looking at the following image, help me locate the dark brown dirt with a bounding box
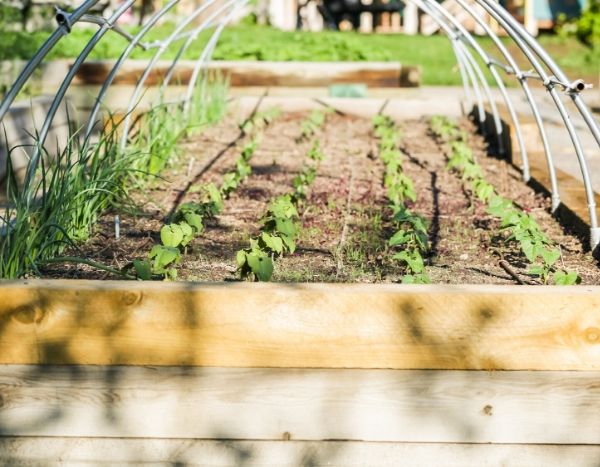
[41,111,600,284]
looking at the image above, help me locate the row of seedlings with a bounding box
[373,115,431,284]
[133,109,280,280]
[429,116,579,285]
[236,110,329,281]
[0,81,229,279]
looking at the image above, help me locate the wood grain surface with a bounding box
[0,281,599,369]
[0,365,599,444]
[2,437,600,466]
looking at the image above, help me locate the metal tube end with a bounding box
[590,227,600,251]
[551,194,561,213]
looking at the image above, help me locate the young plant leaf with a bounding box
[553,269,580,285]
[161,224,184,248]
[133,259,152,280]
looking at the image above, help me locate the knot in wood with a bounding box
[585,327,600,344]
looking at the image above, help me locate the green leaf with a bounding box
[161,224,184,248]
[247,251,274,281]
[402,273,431,284]
[236,159,252,179]
[389,229,410,246]
[236,249,247,267]
[392,250,425,273]
[261,232,284,254]
[165,268,178,281]
[133,259,152,280]
[487,195,513,217]
[475,180,494,202]
[275,218,297,237]
[553,269,580,285]
[178,222,194,246]
[206,183,224,214]
[149,245,181,272]
[281,234,297,254]
[221,172,239,195]
[184,212,204,235]
[520,239,542,263]
[540,247,561,267]
[527,265,545,277]
[269,195,298,219]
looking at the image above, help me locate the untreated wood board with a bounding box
[1,366,600,443]
[0,281,600,369]
[2,438,600,466]
[73,60,420,88]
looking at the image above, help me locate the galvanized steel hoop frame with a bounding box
[0,0,599,248]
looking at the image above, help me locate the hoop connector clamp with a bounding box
[565,79,593,94]
[547,75,593,94]
[55,7,73,32]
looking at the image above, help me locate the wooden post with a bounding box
[360,12,374,33]
[269,0,296,31]
[473,3,486,35]
[403,2,419,35]
[524,0,538,36]
[391,12,401,32]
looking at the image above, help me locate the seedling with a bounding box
[236,134,326,282]
[374,115,431,284]
[240,107,281,135]
[237,194,300,281]
[236,239,274,282]
[220,137,260,197]
[300,109,329,139]
[435,115,580,285]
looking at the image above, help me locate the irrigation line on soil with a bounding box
[165,92,268,219]
[335,150,357,279]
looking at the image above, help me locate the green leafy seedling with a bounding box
[553,269,581,285]
[133,259,153,280]
[237,240,274,281]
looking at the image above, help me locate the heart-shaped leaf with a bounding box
[161,224,184,248]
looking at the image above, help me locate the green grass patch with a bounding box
[2,23,597,86]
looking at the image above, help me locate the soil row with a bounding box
[41,110,600,284]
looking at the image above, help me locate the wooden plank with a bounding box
[2,438,600,466]
[1,366,600,443]
[0,281,600,369]
[73,60,420,88]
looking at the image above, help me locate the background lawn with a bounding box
[0,24,598,86]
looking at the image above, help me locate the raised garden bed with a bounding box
[3,95,600,465]
[38,105,600,285]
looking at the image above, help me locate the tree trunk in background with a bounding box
[257,0,270,24]
[138,0,153,26]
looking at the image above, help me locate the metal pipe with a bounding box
[476,0,600,248]
[23,0,136,201]
[118,0,230,150]
[454,0,559,203]
[79,14,150,49]
[410,0,487,131]
[182,0,248,117]
[420,0,506,155]
[159,0,240,91]
[0,0,101,122]
[84,0,181,140]
[481,0,600,148]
